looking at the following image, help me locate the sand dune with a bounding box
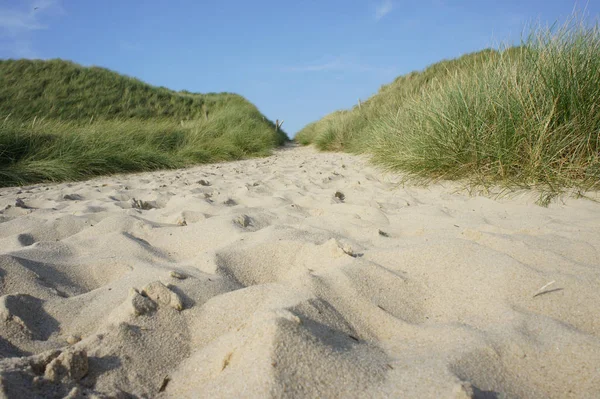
[0,145,599,398]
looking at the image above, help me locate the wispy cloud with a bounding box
[0,0,64,58]
[0,9,45,36]
[118,40,142,52]
[282,56,396,75]
[283,57,345,72]
[375,0,394,21]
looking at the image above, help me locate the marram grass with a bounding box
[0,59,288,187]
[296,17,600,195]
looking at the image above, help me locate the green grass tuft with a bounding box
[0,59,288,187]
[296,17,600,194]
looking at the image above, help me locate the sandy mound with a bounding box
[0,145,599,398]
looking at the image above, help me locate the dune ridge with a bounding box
[0,145,599,398]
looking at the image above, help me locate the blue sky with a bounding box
[0,0,597,135]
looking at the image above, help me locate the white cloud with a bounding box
[0,0,63,58]
[282,56,396,75]
[284,57,344,72]
[0,9,45,36]
[119,40,141,52]
[375,0,394,21]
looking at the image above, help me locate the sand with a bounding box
[0,144,599,398]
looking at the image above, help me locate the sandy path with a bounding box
[0,145,599,398]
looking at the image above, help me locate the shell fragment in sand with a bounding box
[341,243,355,257]
[533,280,557,298]
[66,335,81,345]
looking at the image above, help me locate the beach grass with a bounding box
[296,17,600,194]
[0,59,288,187]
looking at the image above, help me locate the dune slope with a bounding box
[0,59,288,187]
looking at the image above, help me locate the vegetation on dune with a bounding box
[296,49,500,152]
[296,18,600,195]
[0,59,288,187]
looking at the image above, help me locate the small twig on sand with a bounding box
[158,376,170,392]
[533,280,556,298]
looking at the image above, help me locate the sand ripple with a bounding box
[1,145,599,398]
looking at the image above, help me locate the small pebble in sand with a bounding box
[143,281,184,311]
[234,214,252,228]
[177,219,187,226]
[44,349,88,382]
[454,382,475,398]
[334,191,345,202]
[64,387,83,398]
[15,198,29,208]
[143,282,172,305]
[66,335,81,345]
[198,179,211,186]
[170,293,184,311]
[223,198,237,206]
[130,288,157,316]
[170,271,188,280]
[63,194,83,201]
[378,230,390,237]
